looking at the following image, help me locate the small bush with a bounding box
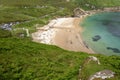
[0,29,12,38]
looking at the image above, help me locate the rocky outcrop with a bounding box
[73,7,120,17]
[0,23,13,30]
[78,56,101,80]
[88,70,115,80]
[88,56,101,65]
[0,22,19,30]
[78,56,115,80]
[73,8,88,17]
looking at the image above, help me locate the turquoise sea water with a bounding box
[81,12,120,56]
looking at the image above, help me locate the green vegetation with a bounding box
[0,38,88,80]
[79,55,120,79]
[76,0,120,10]
[0,0,74,34]
[0,38,120,80]
[0,0,120,80]
[79,59,105,79]
[0,0,75,23]
[0,29,12,38]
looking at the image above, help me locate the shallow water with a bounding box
[81,12,120,56]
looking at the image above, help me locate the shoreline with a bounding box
[32,15,95,54]
[53,17,94,53]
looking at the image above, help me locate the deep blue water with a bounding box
[81,12,120,56]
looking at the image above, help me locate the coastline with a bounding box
[53,17,94,53]
[32,15,95,54]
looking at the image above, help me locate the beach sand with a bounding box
[32,16,94,54]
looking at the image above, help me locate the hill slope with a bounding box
[0,0,120,80]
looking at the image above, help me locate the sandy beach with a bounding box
[32,16,94,54]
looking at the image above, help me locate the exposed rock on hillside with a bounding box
[78,56,115,80]
[73,8,87,17]
[88,56,100,65]
[73,7,120,18]
[89,70,115,80]
[0,22,19,30]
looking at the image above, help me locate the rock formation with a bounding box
[73,6,120,18]
[88,56,101,65]
[73,8,87,17]
[89,70,115,80]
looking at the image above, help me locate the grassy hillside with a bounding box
[0,37,120,80]
[0,37,88,80]
[76,0,120,10]
[0,0,120,80]
[0,0,76,34]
